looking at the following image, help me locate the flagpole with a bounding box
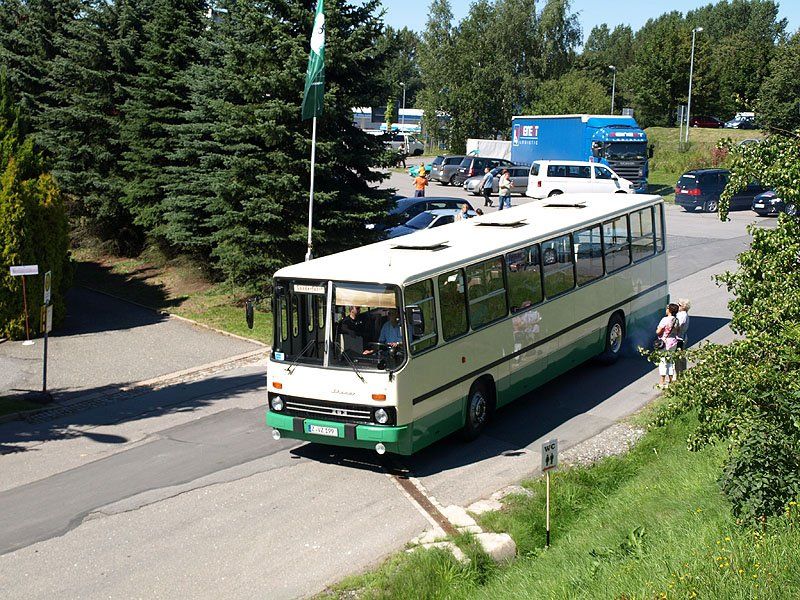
[305,116,317,262]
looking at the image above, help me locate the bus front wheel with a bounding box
[597,313,625,365]
[462,381,491,441]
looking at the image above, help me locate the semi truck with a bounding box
[510,114,652,192]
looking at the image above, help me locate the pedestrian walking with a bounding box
[498,169,513,210]
[656,302,680,387]
[413,168,428,198]
[675,298,691,378]
[480,167,494,207]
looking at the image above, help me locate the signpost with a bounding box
[9,265,39,345]
[42,271,52,393]
[541,438,559,547]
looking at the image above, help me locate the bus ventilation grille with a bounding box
[542,201,587,208]
[475,220,527,228]
[391,242,449,251]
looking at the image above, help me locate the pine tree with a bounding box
[120,0,206,234]
[166,0,393,287]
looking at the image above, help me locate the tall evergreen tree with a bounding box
[166,0,393,286]
[120,0,206,234]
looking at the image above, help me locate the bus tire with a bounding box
[461,381,491,442]
[597,312,625,365]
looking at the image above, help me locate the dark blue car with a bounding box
[675,169,766,213]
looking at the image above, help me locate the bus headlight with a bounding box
[270,395,284,411]
[374,408,389,424]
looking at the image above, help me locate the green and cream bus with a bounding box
[264,193,667,455]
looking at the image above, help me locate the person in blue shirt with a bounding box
[378,310,403,346]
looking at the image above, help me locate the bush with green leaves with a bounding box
[0,74,70,339]
[652,132,800,521]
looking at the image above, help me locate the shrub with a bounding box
[0,76,70,339]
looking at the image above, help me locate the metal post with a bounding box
[42,326,48,392]
[685,27,703,143]
[400,83,406,130]
[305,116,318,262]
[546,470,551,547]
[21,275,32,345]
[609,65,617,115]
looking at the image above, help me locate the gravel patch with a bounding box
[560,423,646,467]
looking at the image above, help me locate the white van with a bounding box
[389,133,424,156]
[526,160,635,199]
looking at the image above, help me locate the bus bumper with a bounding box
[266,411,412,454]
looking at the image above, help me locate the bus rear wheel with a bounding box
[597,313,625,365]
[462,381,491,441]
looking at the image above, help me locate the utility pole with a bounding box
[609,65,617,115]
[685,27,703,144]
[400,82,406,131]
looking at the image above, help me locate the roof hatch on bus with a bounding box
[475,219,528,228]
[391,242,449,251]
[543,200,587,208]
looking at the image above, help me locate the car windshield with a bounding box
[405,212,437,230]
[605,142,647,160]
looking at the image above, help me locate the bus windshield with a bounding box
[273,279,406,371]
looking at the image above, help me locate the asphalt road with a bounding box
[0,204,776,599]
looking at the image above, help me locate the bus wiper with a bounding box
[286,339,318,374]
[331,341,366,383]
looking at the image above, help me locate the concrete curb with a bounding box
[0,347,268,426]
[78,284,268,347]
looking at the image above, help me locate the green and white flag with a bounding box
[301,0,325,120]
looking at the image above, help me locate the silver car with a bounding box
[429,155,466,185]
[463,166,528,196]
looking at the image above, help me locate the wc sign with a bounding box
[512,124,539,146]
[541,439,559,471]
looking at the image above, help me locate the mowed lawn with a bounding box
[322,410,800,599]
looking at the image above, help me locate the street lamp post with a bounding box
[400,82,406,131]
[685,27,703,143]
[609,65,617,114]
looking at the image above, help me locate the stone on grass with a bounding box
[467,499,503,515]
[442,505,478,529]
[476,532,516,563]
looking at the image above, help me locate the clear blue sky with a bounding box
[379,0,800,43]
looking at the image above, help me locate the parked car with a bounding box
[385,208,477,239]
[674,169,766,213]
[752,190,798,217]
[429,155,466,185]
[463,166,529,196]
[452,156,515,187]
[366,196,474,232]
[724,116,756,130]
[526,160,635,199]
[689,115,723,128]
[409,155,442,177]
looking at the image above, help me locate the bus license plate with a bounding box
[306,423,339,437]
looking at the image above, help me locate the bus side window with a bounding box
[603,215,632,272]
[437,269,469,341]
[630,207,655,262]
[466,257,507,329]
[506,245,543,312]
[654,204,665,251]
[542,234,575,297]
[405,279,438,354]
[574,225,604,285]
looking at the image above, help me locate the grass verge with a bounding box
[72,245,272,344]
[320,409,800,599]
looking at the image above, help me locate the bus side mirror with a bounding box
[245,299,255,330]
[406,305,424,337]
[648,144,654,159]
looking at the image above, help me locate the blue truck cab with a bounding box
[510,114,651,193]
